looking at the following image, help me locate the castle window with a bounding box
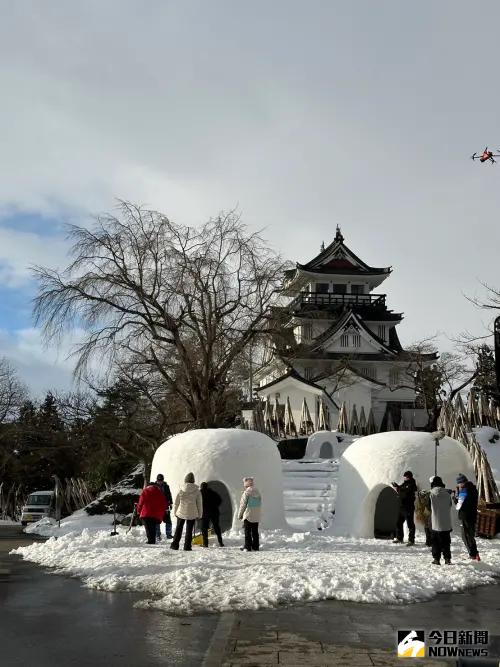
[378,325,386,341]
[390,368,400,386]
[351,284,364,295]
[302,323,313,340]
[352,333,361,348]
[362,366,377,380]
[340,333,349,348]
[332,284,346,294]
[316,283,329,293]
[304,367,313,380]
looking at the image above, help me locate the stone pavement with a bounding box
[215,584,500,666]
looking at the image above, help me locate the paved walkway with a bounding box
[214,584,500,666]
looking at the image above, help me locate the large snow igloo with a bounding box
[333,431,475,539]
[151,429,287,531]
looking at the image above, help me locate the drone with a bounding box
[471,147,500,164]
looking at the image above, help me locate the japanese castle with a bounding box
[250,227,437,435]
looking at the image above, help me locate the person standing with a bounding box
[429,476,453,565]
[200,482,224,547]
[238,477,262,552]
[155,474,173,541]
[392,471,417,545]
[170,472,202,551]
[454,473,480,561]
[137,482,168,545]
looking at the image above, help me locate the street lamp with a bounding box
[431,430,445,477]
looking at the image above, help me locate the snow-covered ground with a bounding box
[0,519,20,525]
[11,525,500,615]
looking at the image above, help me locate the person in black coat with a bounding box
[392,470,417,545]
[200,482,224,547]
[155,474,173,540]
[454,473,480,561]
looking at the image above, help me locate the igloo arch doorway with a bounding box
[373,484,401,539]
[207,481,233,532]
[319,441,334,459]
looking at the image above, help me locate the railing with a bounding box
[290,292,386,309]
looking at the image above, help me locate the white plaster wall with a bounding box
[151,429,287,530]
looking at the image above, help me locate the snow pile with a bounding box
[334,431,475,538]
[25,509,118,537]
[151,429,286,530]
[12,528,500,615]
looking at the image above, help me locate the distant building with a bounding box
[250,227,437,434]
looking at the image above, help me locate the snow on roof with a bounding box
[28,490,54,496]
[151,429,287,530]
[333,431,475,538]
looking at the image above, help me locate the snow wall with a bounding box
[333,431,475,538]
[151,429,287,530]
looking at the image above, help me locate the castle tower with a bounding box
[254,228,437,433]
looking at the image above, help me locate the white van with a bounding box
[20,490,56,526]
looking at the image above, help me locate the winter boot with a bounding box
[406,541,415,547]
[431,559,440,565]
[444,559,452,565]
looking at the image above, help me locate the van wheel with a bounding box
[21,522,27,527]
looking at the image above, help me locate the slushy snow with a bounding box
[12,526,500,615]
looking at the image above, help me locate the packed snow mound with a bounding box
[334,431,475,538]
[24,509,118,537]
[305,431,357,459]
[12,527,500,615]
[151,429,287,530]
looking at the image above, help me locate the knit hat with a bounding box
[184,472,195,483]
[243,476,254,487]
[429,476,436,484]
[431,476,444,488]
[403,471,413,478]
[456,473,468,484]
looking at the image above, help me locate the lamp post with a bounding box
[431,430,445,477]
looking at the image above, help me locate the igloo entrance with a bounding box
[208,481,233,532]
[373,486,400,539]
[319,441,334,459]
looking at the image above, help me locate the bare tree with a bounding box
[33,202,288,428]
[0,357,26,425]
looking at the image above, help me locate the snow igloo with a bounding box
[151,429,287,531]
[305,430,356,460]
[333,431,475,539]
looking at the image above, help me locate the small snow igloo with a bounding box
[333,431,475,539]
[305,430,355,460]
[151,429,287,531]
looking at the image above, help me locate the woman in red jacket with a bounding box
[137,482,168,544]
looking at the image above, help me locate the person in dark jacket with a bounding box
[392,470,417,545]
[200,482,224,547]
[137,482,168,544]
[454,473,480,561]
[155,474,173,541]
[429,476,453,565]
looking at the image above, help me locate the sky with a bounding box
[1,1,500,395]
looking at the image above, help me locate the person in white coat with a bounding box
[238,477,262,551]
[170,472,203,551]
